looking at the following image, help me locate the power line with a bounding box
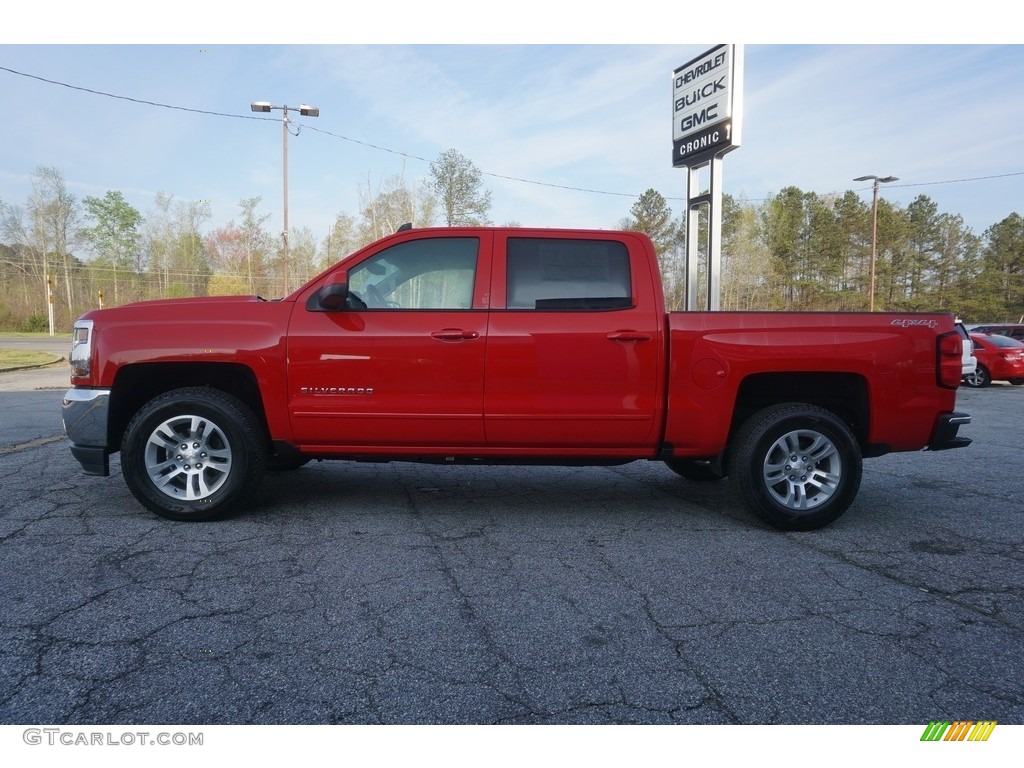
[3,64,1023,205]
[302,124,430,164]
[0,65,271,122]
[886,171,1024,188]
[3,62,643,199]
[304,125,638,198]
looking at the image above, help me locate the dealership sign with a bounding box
[672,44,743,166]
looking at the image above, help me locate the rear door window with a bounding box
[505,238,632,310]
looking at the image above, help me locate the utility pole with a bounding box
[250,101,320,294]
[853,174,899,311]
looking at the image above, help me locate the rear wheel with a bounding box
[121,387,267,521]
[728,403,862,531]
[1009,378,1024,386]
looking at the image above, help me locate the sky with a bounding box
[2,7,1022,258]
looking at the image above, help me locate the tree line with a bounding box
[2,153,1022,332]
[0,149,492,332]
[622,187,1024,320]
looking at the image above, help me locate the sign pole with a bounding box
[683,154,725,311]
[685,165,701,311]
[672,44,743,311]
[707,153,724,310]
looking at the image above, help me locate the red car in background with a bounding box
[965,333,1024,387]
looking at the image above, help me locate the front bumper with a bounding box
[62,388,112,476]
[927,411,972,451]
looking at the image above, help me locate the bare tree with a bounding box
[322,211,359,270]
[358,174,437,242]
[144,192,175,298]
[238,197,271,294]
[24,167,82,328]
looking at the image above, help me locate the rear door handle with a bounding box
[607,331,652,342]
[431,329,480,342]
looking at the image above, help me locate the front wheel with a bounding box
[1009,378,1024,386]
[121,387,267,521]
[728,403,862,531]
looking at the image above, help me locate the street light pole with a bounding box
[282,106,289,293]
[251,101,320,294]
[853,174,898,311]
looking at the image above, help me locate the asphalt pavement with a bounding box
[0,357,1021,725]
[0,336,69,354]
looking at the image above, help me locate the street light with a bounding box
[853,174,899,312]
[250,100,320,294]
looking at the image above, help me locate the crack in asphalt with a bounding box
[789,532,1024,632]
[395,480,544,723]
[0,433,65,455]
[1,437,1022,724]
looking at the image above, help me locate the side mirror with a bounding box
[307,274,350,312]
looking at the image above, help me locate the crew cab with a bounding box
[63,226,971,530]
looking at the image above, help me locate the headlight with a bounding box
[70,319,94,378]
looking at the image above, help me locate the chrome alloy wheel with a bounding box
[962,366,989,388]
[761,428,842,512]
[144,414,233,500]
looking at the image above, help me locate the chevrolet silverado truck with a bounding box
[62,226,971,530]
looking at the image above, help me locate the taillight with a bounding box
[937,331,962,389]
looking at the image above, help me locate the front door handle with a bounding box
[607,331,653,342]
[431,329,480,342]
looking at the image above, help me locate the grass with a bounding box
[0,349,64,371]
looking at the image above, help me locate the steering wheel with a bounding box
[365,283,386,309]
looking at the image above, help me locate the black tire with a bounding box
[963,365,991,388]
[664,457,726,482]
[1009,378,1024,386]
[120,387,267,521]
[727,403,862,531]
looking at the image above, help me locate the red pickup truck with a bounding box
[62,226,971,530]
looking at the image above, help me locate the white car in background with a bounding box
[956,321,977,378]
